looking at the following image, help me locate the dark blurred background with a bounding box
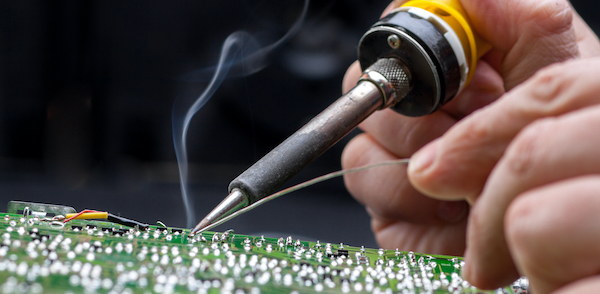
[0,1,598,248]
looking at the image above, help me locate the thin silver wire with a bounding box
[194,158,410,234]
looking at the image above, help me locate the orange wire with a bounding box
[63,210,102,223]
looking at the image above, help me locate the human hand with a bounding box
[342,0,600,292]
[409,56,600,293]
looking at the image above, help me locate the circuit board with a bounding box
[0,201,529,293]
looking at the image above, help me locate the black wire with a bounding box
[107,213,149,230]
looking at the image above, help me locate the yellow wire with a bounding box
[65,212,109,220]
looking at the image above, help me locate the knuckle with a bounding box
[503,118,555,176]
[454,110,492,145]
[504,196,538,261]
[519,58,600,117]
[524,0,573,36]
[524,60,579,105]
[504,193,555,270]
[526,63,566,103]
[513,0,578,73]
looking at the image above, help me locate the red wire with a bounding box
[63,210,101,223]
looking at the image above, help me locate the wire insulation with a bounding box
[64,210,149,230]
[64,210,102,223]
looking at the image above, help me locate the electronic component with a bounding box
[0,201,528,293]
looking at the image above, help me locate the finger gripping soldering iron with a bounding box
[193,0,491,233]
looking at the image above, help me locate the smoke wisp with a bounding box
[173,0,310,228]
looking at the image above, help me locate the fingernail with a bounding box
[409,141,437,173]
[437,201,468,223]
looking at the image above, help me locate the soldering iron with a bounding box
[192,0,491,233]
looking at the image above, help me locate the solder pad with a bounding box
[0,210,529,293]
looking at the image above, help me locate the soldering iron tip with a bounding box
[191,218,211,234]
[190,189,249,234]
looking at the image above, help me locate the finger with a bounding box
[358,63,502,160]
[381,0,402,18]
[505,176,600,294]
[409,57,600,201]
[358,109,455,158]
[554,276,600,294]
[346,59,501,161]
[343,133,469,256]
[462,0,579,90]
[371,216,467,256]
[341,133,468,225]
[440,59,504,119]
[463,104,600,289]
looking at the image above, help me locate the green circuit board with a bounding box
[0,201,529,293]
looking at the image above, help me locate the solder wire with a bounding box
[195,158,410,233]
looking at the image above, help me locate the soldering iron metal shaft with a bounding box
[192,58,410,233]
[193,1,487,233]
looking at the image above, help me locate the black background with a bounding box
[0,0,598,248]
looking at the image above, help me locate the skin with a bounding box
[341,0,600,293]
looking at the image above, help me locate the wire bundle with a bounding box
[63,210,149,230]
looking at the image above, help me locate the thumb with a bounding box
[462,0,578,90]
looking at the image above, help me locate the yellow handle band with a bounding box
[400,0,491,84]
